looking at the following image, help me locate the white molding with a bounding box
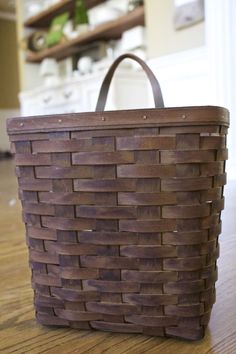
[147,46,209,107]
[148,46,208,79]
[205,0,236,180]
[0,11,16,21]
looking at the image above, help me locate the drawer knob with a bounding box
[64,91,73,99]
[43,96,52,104]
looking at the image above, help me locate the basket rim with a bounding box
[7,105,229,135]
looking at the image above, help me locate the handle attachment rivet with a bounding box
[143,115,147,120]
[20,122,24,127]
[101,117,105,121]
[182,114,186,119]
[58,119,62,123]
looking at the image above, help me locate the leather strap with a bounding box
[95,53,165,112]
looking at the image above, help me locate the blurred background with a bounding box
[0,0,235,178]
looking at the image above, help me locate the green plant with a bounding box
[46,12,69,47]
[74,0,89,26]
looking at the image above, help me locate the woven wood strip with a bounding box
[72,151,134,165]
[8,107,229,341]
[35,166,94,179]
[15,153,52,166]
[116,136,176,150]
[32,138,115,153]
[19,179,53,191]
[27,226,57,240]
[74,179,137,192]
[117,165,175,178]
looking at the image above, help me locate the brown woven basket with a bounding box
[7,54,229,341]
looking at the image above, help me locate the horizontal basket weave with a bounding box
[7,55,229,341]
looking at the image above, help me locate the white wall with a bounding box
[145,0,205,58]
[148,47,209,107]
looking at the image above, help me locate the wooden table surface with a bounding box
[0,160,235,354]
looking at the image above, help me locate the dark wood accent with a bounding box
[25,6,145,63]
[24,0,106,28]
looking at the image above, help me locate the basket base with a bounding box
[36,312,206,341]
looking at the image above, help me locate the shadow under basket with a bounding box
[7,54,229,341]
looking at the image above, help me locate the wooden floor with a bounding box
[0,160,236,354]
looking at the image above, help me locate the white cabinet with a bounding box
[19,68,151,116]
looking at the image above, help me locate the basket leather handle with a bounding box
[95,53,165,112]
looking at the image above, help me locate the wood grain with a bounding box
[0,160,236,353]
